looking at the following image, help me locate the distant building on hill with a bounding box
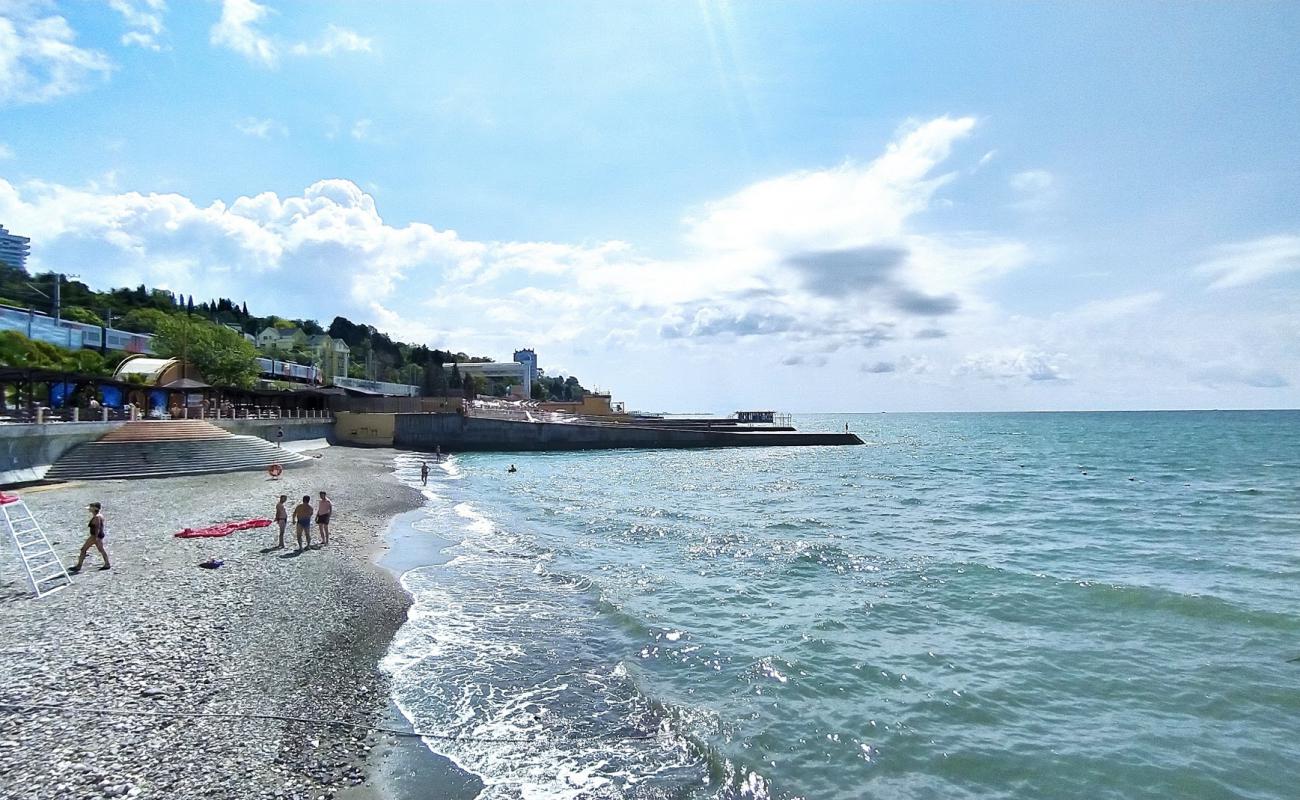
[0,225,31,271]
[445,348,539,398]
[306,334,350,380]
[256,326,307,351]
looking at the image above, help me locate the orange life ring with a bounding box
[268,464,283,478]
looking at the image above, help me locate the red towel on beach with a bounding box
[174,519,273,538]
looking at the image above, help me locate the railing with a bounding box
[0,406,333,424]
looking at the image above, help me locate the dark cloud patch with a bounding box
[781,354,827,367]
[893,290,960,316]
[785,245,908,297]
[861,361,896,373]
[659,306,797,339]
[914,327,948,339]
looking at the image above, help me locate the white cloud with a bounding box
[211,0,371,67]
[0,142,12,159]
[955,348,1067,382]
[0,5,113,105]
[107,0,166,50]
[289,23,371,57]
[210,0,276,66]
[350,118,372,141]
[1193,234,1300,290]
[235,116,287,139]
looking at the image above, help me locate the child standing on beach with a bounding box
[274,495,288,548]
[293,495,313,551]
[316,491,333,545]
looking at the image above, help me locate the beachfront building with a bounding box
[0,225,31,271]
[539,391,627,418]
[445,349,538,398]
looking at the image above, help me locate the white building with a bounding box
[0,225,31,271]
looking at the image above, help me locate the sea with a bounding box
[380,411,1300,800]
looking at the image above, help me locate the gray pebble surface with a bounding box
[0,447,422,800]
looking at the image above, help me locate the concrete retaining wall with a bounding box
[212,418,336,444]
[0,421,124,486]
[394,413,860,451]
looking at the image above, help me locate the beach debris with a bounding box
[198,559,224,570]
[175,519,273,539]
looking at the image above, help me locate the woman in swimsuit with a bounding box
[70,502,110,572]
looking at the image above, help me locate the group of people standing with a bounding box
[272,491,333,552]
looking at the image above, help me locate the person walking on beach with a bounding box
[70,502,110,573]
[293,495,313,550]
[316,491,333,545]
[273,494,288,549]
[275,426,284,448]
[420,462,429,485]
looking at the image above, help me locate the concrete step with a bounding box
[99,420,234,442]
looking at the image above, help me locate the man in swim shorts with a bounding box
[316,491,333,545]
[420,462,429,485]
[293,495,313,551]
[70,502,110,572]
[274,494,288,548]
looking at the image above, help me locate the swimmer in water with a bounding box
[508,464,517,473]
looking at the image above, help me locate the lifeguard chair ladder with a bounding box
[1,493,73,598]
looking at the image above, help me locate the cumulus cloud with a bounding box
[956,348,1066,382]
[0,4,113,105]
[235,116,287,138]
[1191,364,1288,389]
[914,327,947,339]
[1193,235,1300,290]
[781,354,828,368]
[211,0,371,67]
[210,0,277,66]
[108,0,166,50]
[861,361,895,373]
[290,23,372,57]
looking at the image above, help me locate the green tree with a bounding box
[462,372,480,398]
[153,315,258,388]
[61,306,104,326]
[117,308,174,334]
[448,362,462,388]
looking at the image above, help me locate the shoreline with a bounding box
[0,446,434,799]
[361,504,484,800]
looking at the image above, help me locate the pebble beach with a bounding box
[0,446,428,800]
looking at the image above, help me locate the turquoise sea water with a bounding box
[382,411,1300,799]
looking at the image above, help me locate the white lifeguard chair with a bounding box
[1,493,73,598]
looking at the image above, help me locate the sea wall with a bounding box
[334,412,396,447]
[393,413,861,451]
[212,418,336,444]
[0,421,123,486]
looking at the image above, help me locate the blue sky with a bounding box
[1,0,1297,411]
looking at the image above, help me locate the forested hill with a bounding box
[0,263,587,398]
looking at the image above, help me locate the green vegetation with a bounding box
[0,261,591,396]
[0,331,106,374]
[152,315,259,389]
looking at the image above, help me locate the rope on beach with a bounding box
[0,701,657,744]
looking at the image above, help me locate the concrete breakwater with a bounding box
[387,412,862,451]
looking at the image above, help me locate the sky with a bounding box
[1,0,1297,413]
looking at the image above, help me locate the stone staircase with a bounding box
[45,421,312,481]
